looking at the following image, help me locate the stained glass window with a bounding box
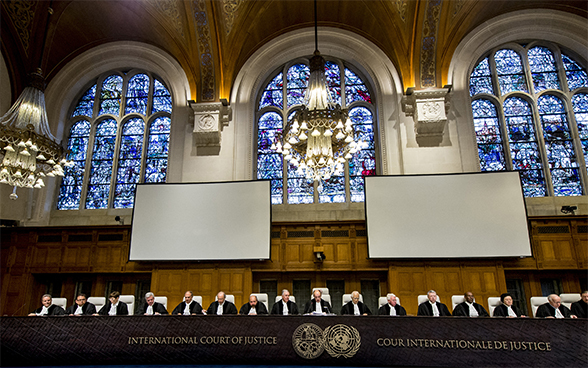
[72,85,96,117]
[125,74,150,115]
[470,43,587,197]
[99,75,123,115]
[58,71,172,210]
[257,58,376,205]
[57,120,90,210]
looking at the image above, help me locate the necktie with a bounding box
[390,305,396,316]
[431,302,439,316]
[146,305,153,315]
[248,306,257,315]
[38,306,49,316]
[353,303,360,315]
[217,302,223,315]
[554,307,564,318]
[183,302,191,315]
[75,305,83,315]
[467,303,479,317]
[315,300,322,313]
[282,301,288,315]
[507,306,517,317]
[109,303,117,316]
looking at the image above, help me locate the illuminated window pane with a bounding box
[145,116,171,184]
[86,119,117,209]
[563,54,588,91]
[72,85,96,117]
[152,79,172,113]
[572,93,588,165]
[125,74,150,115]
[57,120,91,210]
[472,99,506,171]
[528,47,560,92]
[114,118,145,208]
[99,75,123,115]
[287,64,310,108]
[470,58,493,96]
[495,49,528,95]
[345,68,371,104]
[325,61,342,105]
[260,73,284,109]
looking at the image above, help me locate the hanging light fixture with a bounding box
[271,0,364,182]
[0,2,71,200]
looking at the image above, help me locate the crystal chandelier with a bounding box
[270,1,365,182]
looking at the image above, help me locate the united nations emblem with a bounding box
[292,323,360,359]
[323,324,361,358]
[292,323,325,359]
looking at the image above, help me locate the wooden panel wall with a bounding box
[1,217,585,316]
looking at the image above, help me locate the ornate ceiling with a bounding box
[2,0,586,102]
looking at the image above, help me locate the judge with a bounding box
[171,291,203,315]
[65,293,96,316]
[340,291,371,315]
[378,293,407,316]
[417,290,451,316]
[452,292,489,317]
[239,295,268,315]
[303,289,333,314]
[492,293,526,317]
[139,292,168,315]
[29,294,65,316]
[97,291,129,316]
[535,294,577,318]
[570,291,587,318]
[207,291,238,315]
[271,289,299,315]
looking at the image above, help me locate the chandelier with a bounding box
[270,1,365,182]
[0,2,70,200]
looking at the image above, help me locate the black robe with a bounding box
[452,302,489,317]
[206,301,238,315]
[270,300,299,315]
[535,303,574,318]
[417,301,451,316]
[171,301,203,315]
[32,304,65,316]
[303,299,333,314]
[139,301,169,315]
[98,301,129,316]
[492,304,524,317]
[340,301,372,315]
[378,303,407,316]
[239,302,269,315]
[571,299,587,318]
[65,302,96,316]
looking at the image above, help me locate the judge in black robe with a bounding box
[417,291,451,316]
[535,295,576,318]
[65,294,96,316]
[452,292,489,317]
[570,292,587,318]
[29,294,65,316]
[271,289,298,315]
[378,294,407,316]
[340,292,371,315]
[206,291,238,315]
[172,291,203,315]
[97,292,129,316]
[303,290,333,314]
[139,301,168,315]
[239,295,268,315]
[492,293,525,317]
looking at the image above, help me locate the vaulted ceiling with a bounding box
[2,0,586,102]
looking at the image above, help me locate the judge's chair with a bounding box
[487,297,502,316]
[275,295,296,303]
[417,295,441,305]
[379,294,401,308]
[451,295,476,310]
[215,294,235,304]
[154,296,167,310]
[530,296,548,317]
[250,293,269,310]
[559,293,581,309]
[88,297,106,312]
[311,287,329,296]
[193,296,203,306]
[52,298,67,310]
[119,295,135,315]
[342,293,363,305]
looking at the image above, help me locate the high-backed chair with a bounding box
[530,296,548,317]
[250,293,269,310]
[275,295,296,303]
[88,297,106,312]
[559,293,581,309]
[487,297,502,316]
[215,294,235,304]
[193,296,203,306]
[379,294,401,307]
[342,293,363,305]
[52,298,67,310]
[311,287,329,297]
[418,295,441,305]
[452,295,475,310]
[119,295,135,315]
[154,296,168,310]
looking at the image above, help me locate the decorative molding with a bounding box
[192,0,215,101]
[420,0,442,88]
[3,0,35,54]
[222,0,243,35]
[394,0,408,22]
[452,0,465,18]
[145,0,185,40]
[189,101,232,152]
[402,86,451,147]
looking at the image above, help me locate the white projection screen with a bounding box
[129,181,271,261]
[365,172,532,258]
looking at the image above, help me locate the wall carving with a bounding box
[394,0,408,22]
[2,0,35,54]
[192,0,215,101]
[145,0,185,40]
[452,0,465,18]
[222,0,243,35]
[420,0,442,88]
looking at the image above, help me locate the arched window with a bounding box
[256,59,376,205]
[470,43,588,197]
[57,71,172,210]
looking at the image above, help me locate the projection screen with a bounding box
[129,181,271,261]
[365,172,532,258]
